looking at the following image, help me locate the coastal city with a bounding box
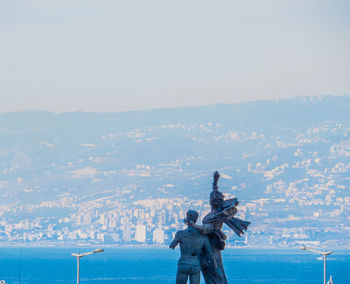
[1,190,349,248]
[1,98,349,248]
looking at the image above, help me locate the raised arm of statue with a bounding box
[169,231,181,249]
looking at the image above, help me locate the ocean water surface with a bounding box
[0,247,349,283]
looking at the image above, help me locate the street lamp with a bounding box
[72,249,104,284]
[299,245,333,284]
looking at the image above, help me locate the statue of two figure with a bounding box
[170,171,251,284]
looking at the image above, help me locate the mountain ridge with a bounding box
[0,95,349,247]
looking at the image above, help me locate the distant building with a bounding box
[122,225,132,242]
[135,224,146,243]
[153,227,165,244]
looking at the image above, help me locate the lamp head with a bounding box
[93,248,104,253]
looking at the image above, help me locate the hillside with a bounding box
[0,95,349,247]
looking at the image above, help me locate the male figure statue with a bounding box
[170,210,216,284]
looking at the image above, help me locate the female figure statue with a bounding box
[185,171,250,284]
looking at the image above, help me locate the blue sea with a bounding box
[0,247,349,283]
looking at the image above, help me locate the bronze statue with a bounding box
[185,171,250,283]
[170,210,216,284]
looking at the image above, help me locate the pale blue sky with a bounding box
[1,0,349,113]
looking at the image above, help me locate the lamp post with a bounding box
[72,248,104,284]
[299,245,333,284]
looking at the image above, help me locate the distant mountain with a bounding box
[0,95,349,247]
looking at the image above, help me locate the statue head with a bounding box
[186,210,199,224]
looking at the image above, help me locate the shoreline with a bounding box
[1,244,350,251]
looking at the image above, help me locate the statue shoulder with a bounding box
[175,229,186,238]
[188,228,208,241]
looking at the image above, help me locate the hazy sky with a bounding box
[1,0,349,113]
